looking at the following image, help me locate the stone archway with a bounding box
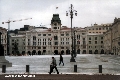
[100,49,104,54]
[32,50,36,55]
[61,50,64,55]
[54,50,58,55]
[83,50,86,54]
[89,50,92,54]
[28,51,31,56]
[38,50,41,55]
[66,49,70,55]
[94,49,98,54]
[22,51,25,55]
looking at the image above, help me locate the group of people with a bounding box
[49,54,64,74]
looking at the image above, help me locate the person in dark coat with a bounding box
[59,54,64,66]
[49,57,59,74]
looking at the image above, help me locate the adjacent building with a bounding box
[104,17,120,55]
[85,23,112,54]
[0,27,7,55]
[87,33,104,54]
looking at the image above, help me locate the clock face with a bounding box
[53,22,57,26]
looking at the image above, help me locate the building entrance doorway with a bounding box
[54,50,58,55]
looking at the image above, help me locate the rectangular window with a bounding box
[48,34,51,36]
[89,37,91,40]
[43,34,46,36]
[101,41,103,44]
[61,34,64,36]
[89,41,91,44]
[95,37,97,40]
[66,33,69,36]
[43,47,46,49]
[12,39,14,42]
[33,36,36,40]
[101,37,103,39]
[95,41,97,44]
[12,43,14,45]
[54,42,58,45]
[38,47,41,49]
[61,47,64,49]
[38,34,41,36]
[33,42,36,46]
[54,27,57,29]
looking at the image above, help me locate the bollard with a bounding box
[74,65,77,72]
[99,65,102,73]
[26,65,29,73]
[2,65,6,73]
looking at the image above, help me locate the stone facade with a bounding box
[8,14,88,55]
[103,17,120,55]
[2,14,120,55]
[85,23,112,54]
[0,27,7,55]
[103,30,112,54]
[87,33,104,54]
[111,18,120,55]
[10,35,26,55]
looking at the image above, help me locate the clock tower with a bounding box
[51,14,62,31]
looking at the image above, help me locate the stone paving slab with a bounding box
[0,54,120,75]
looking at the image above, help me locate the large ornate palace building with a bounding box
[9,14,87,55]
[1,14,119,55]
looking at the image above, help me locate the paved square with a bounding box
[0,54,120,75]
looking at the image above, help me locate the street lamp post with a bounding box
[66,4,77,62]
[73,27,76,57]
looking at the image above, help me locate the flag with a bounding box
[56,7,58,9]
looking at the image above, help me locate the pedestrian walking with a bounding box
[49,57,59,74]
[59,54,64,66]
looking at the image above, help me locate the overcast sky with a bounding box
[0,0,120,30]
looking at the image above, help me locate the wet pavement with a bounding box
[0,54,120,75]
